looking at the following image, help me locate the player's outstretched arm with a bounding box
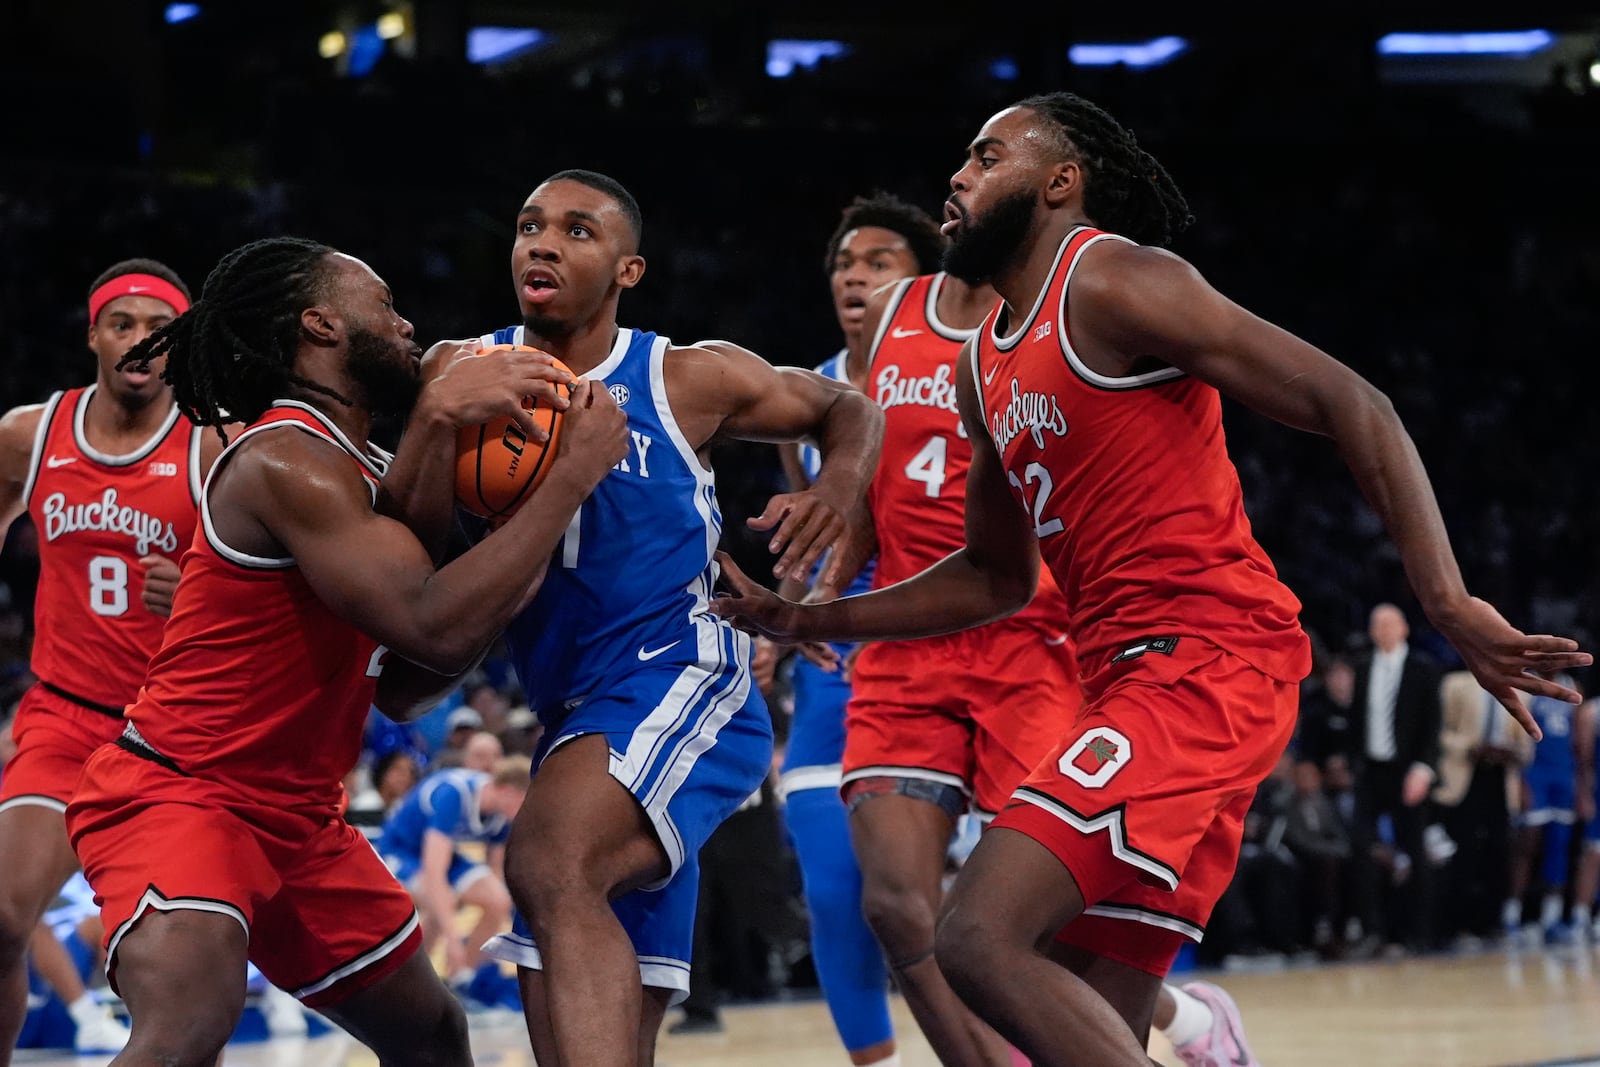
[687,340,884,585]
[712,340,1038,644]
[376,342,575,563]
[0,405,45,534]
[231,380,626,675]
[1072,240,1591,733]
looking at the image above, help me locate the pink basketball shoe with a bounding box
[1170,980,1262,1067]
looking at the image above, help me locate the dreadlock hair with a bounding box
[87,258,191,306]
[823,191,947,276]
[1014,92,1194,248]
[118,236,352,440]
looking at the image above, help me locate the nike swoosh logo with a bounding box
[891,327,923,338]
[126,285,149,293]
[983,364,999,386]
[1045,634,1068,646]
[45,455,76,468]
[638,640,681,661]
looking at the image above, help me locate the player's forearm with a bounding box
[405,474,584,672]
[374,649,488,722]
[791,548,1029,643]
[805,391,883,506]
[1332,390,1467,615]
[376,403,458,564]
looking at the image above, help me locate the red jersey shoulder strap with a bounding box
[20,389,71,510]
[863,275,918,375]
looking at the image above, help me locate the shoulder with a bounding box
[1071,241,1196,305]
[0,403,48,449]
[0,403,48,482]
[220,422,371,506]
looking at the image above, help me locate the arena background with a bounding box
[5,3,1598,675]
[4,4,1600,1064]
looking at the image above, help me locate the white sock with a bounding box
[1503,898,1523,928]
[1160,984,1213,1047]
[67,993,107,1026]
[1540,892,1564,928]
[1574,903,1592,929]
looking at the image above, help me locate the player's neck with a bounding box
[82,383,174,453]
[994,218,1084,325]
[521,319,619,379]
[283,385,372,448]
[842,333,872,390]
[933,276,999,332]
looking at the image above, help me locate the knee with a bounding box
[415,995,472,1067]
[933,901,1006,1000]
[0,895,40,959]
[859,877,936,957]
[125,1005,239,1067]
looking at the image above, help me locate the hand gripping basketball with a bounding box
[454,344,575,518]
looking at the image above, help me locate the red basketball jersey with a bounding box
[867,273,1069,632]
[124,402,389,814]
[971,228,1311,683]
[23,386,204,710]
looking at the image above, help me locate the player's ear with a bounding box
[1043,160,1082,209]
[300,304,341,346]
[616,254,646,290]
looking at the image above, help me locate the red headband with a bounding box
[89,273,190,324]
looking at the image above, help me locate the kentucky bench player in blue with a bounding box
[390,170,883,1067]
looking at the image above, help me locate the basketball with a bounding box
[454,345,573,519]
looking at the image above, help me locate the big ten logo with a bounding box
[147,461,179,477]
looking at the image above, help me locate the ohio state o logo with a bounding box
[1058,726,1132,788]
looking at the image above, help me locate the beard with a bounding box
[347,326,422,418]
[941,190,1036,285]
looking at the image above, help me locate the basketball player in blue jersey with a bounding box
[1570,690,1599,940]
[757,193,944,1067]
[378,758,528,991]
[1506,672,1584,942]
[396,169,883,1067]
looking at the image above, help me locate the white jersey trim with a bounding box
[290,911,420,1000]
[187,425,206,506]
[990,228,1084,352]
[107,888,249,981]
[20,391,65,510]
[777,763,843,799]
[923,272,982,344]
[200,416,381,570]
[651,334,714,484]
[480,932,692,1005]
[865,277,915,374]
[1054,235,1184,390]
[72,385,182,467]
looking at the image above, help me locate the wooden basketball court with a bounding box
[16,943,1600,1066]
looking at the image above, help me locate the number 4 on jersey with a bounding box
[904,435,948,498]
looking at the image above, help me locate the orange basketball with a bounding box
[454,345,573,519]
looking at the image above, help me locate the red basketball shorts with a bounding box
[0,684,126,813]
[68,744,420,1007]
[991,636,1299,976]
[842,620,1081,817]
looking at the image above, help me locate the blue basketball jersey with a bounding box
[781,351,874,779]
[796,350,875,597]
[1527,692,1577,785]
[380,768,510,859]
[480,325,749,720]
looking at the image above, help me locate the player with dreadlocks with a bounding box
[710,91,1591,1067]
[62,235,630,1067]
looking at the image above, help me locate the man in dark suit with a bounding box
[1348,603,1444,952]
